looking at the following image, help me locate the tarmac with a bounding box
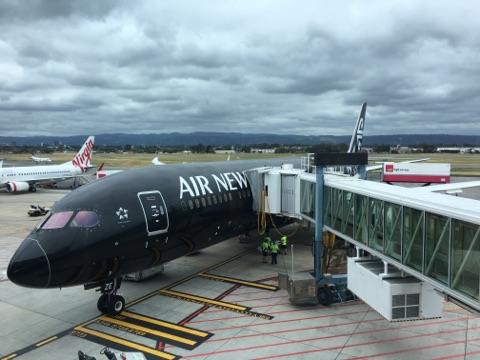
[1,183,480,360]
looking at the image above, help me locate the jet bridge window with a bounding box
[300,179,315,221]
[42,211,74,229]
[70,211,100,228]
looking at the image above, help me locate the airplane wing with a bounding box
[415,180,480,193]
[366,164,384,171]
[28,175,75,186]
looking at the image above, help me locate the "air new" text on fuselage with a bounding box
[179,171,248,199]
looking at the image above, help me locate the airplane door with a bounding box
[138,191,169,235]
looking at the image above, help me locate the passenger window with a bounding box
[70,211,100,228]
[42,211,74,229]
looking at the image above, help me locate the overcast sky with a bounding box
[1,0,479,138]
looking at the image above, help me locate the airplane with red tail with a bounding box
[0,136,95,193]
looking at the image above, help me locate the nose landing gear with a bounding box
[85,277,125,315]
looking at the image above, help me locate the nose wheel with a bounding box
[86,277,125,315]
[97,293,126,315]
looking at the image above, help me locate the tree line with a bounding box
[2,142,479,155]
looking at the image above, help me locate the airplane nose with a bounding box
[7,238,51,288]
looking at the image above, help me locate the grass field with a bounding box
[2,151,480,176]
[1,152,303,167]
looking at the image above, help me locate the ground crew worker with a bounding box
[270,241,279,265]
[265,234,271,243]
[280,235,288,255]
[264,235,271,249]
[261,238,270,263]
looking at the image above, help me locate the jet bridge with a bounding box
[247,153,480,321]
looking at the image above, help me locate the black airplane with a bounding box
[7,159,296,314]
[7,103,367,316]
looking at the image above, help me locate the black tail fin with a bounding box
[347,102,367,153]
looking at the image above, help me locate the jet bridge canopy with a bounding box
[322,175,480,314]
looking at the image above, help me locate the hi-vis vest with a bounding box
[262,242,270,251]
[281,236,287,245]
[270,243,279,254]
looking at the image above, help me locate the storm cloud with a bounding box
[1,0,479,137]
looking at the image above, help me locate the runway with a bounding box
[1,186,480,359]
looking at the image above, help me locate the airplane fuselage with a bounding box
[7,159,295,289]
[1,165,76,184]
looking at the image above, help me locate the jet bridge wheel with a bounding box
[317,285,334,306]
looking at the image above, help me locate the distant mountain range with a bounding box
[1,132,480,147]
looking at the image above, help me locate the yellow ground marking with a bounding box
[159,289,247,311]
[197,273,278,291]
[97,316,196,346]
[35,336,58,347]
[75,327,176,360]
[121,311,209,337]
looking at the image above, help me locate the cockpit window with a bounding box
[70,211,100,228]
[42,211,74,229]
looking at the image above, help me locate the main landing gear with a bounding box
[85,277,125,315]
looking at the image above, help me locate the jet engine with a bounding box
[6,181,32,192]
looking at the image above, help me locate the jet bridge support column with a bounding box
[314,153,368,282]
[314,164,324,281]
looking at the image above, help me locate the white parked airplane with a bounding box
[30,155,52,164]
[0,136,95,193]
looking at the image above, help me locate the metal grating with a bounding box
[407,293,420,305]
[406,306,420,318]
[392,293,421,320]
[392,307,405,319]
[392,294,406,307]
